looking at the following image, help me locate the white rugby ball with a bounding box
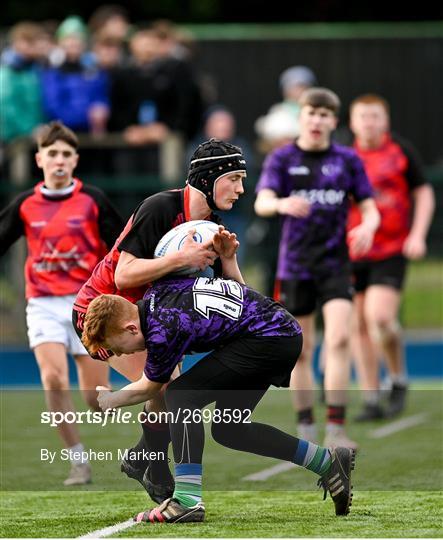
[154,220,220,276]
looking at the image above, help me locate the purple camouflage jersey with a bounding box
[256,142,373,280]
[139,277,301,382]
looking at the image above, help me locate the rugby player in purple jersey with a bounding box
[82,276,356,522]
[254,88,380,449]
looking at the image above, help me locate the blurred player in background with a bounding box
[72,138,246,499]
[255,65,317,152]
[255,88,380,449]
[348,94,435,421]
[0,121,122,485]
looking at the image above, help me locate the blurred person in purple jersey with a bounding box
[82,276,356,522]
[255,88,380,449]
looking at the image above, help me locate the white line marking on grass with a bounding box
[243,413,428,482]
[77,518,137,538]
[369,413,428,438]
[242,461,299,481]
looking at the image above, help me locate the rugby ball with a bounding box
[154,220,220,276]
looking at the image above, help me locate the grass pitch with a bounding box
[1,382,442,537]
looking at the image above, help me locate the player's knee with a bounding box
[325,331,349,352]
[369,316,400,342]
[40,368,68,390]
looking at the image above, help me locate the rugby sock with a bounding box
[68,443,88,464]
[390,374,408,387]
[327,405,345,425]
[141,417,172,484]
[293,439,331,476]
[297,408,314,424]
[173,463,202,508]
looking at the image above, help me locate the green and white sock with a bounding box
[293,439,331,476]
[173,463,202,508]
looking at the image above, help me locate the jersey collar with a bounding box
[37,178,82,200]
[183,184,212,222]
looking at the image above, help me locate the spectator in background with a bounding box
[108,25,203,174]
[0,22,45,143]
[40,16,110,135]
[108,27,168,173]
[131,22,203,137]
[348,94,435,421]
[91,32,125,71]
[255,65,317,152]
[146,21,204,140]
[88,4,131,45]
[187,106,254,170]
[33,20,59,67]
[150,19,196,61]
[187,106,255,265]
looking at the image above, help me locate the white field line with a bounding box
[369,413,428,438]
[77,518,137,538]
[243,413,428,482]
[242,461,299,481]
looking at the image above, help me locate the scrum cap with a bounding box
[187,138,246,210]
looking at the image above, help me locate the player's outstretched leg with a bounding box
[317,447,356,516]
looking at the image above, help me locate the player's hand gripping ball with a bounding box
[154,220,220,275]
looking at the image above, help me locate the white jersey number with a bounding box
[192,278,243,320]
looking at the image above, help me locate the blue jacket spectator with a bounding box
[40,65,110,132]
[40,16,110,133]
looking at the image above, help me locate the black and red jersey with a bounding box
[73,215,146,313]
[348,133,427,261]
[74,186,222,314]
[0,179,122,299]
